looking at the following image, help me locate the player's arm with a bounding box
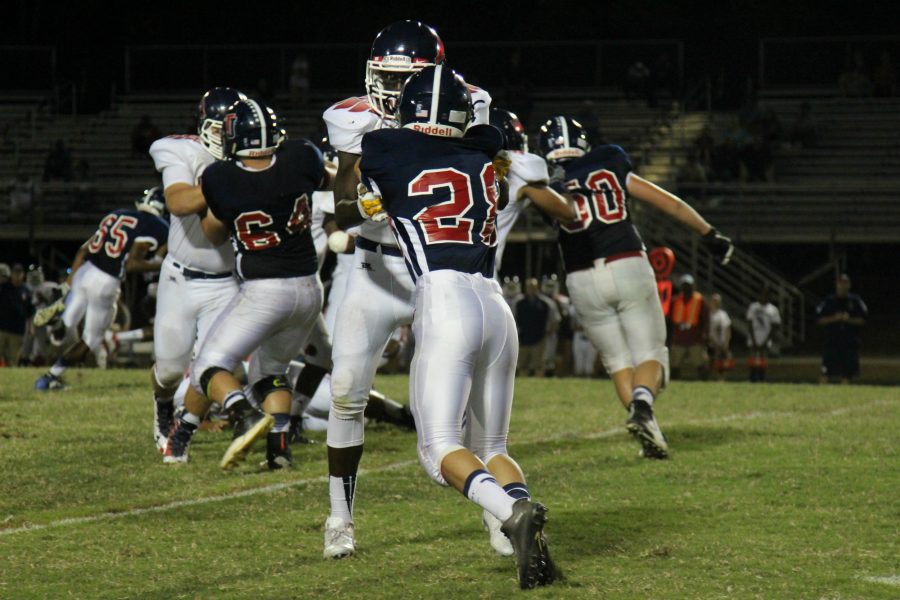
[200,207,229,246]
[627,174,733,265]
[497,177,509,211]
[164,182,207,216]
[125,242,165,274]
[520,183,576,222]
[333,151,364,229]
[320,160,337,192]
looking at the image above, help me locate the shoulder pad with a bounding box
[323,97,381,154]
[149,135,209,167]
[511,152,550,185]
[468,85,492,126]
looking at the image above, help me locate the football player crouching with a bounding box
[164,98,331,469]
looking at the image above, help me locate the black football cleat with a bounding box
[262,431,293,470]
[500,500,559,589]
[626,399,669,459]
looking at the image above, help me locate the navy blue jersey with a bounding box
[85,208,169,279]
[551,145,644,272]
[359,125,504,282]
[201,139,324,280]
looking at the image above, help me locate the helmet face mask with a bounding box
[197,87,247,159]
[136,186,166,218]
[538,116,591,164]
[366,20,445,120]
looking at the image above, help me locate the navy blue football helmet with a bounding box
[490,108,528,153]
[537,116,591,163]
[398,65,472,138]
[221,98,284,160]
[135,186,166,217]
[366,20,445,119]
[197,87,247,159]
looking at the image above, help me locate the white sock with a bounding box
[115,329,144,342]
[49,362,65,377]
[464,470,516,523]
[633,386,655,406]
[329,475,355,523]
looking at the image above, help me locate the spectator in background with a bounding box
[873,50,896,98]
[502,276,522,310]
[540,275,572,377]
[707,293,733,381]
[676,150,708,205]
[131,115,161,157]
[746,286,781,383]
[839,50,873,98]
[571,312,598,377]
[43,139,73,181]
[817,274,867,384]
[289,54,311,107]
[8,171,40,223]
[669,274,709,380]
[0,263,33,366]
[625,60,652,106]
[514,277,560,377]
[788,102,819,149]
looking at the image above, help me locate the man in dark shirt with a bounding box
[817,274,867,384]
[514,278,559,377]
[0,263,32,366]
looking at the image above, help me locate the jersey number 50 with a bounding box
[560,169,627,233]
[408,165,499,246]
[87,214,138,258]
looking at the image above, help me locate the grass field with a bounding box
[0,368,897,599]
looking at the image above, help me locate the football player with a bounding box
[147,87,243,453]
[489,108,576,271]
[165,98,329,470]
[356,65,558,589]
[34,188,168,390]
[537,116,734,459]
[321,20,494,559]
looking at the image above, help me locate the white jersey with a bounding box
[149,135,234,273]
[495,151,549,269]
[746,301,781,347]
[311,190,334,265]
[709,308,732,348]
[322,86,493,246]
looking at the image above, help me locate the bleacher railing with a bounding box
[758,35,900,89]
[123,40,684,95]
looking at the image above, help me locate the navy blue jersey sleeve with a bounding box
[200,163,225,221]
[850,294,868,317]
[359,130,390,192]
[816,296,836,317]
[297,140,326,189]
[135,215,169,252]
[609,145,634,179]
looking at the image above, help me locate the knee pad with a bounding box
[329,369,368,419]
[197,366,228,397]
[418,442,466,487]
[253,373,291,399]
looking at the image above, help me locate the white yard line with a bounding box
[0,401,890,538]
[861,575,900,587]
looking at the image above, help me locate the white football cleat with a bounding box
[323,516,355,559]
[483,509,514,556]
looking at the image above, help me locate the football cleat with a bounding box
[483,509,514,557]
[163,430,191,464]
[153,400,175,453]
[288,416,315,445]
[626,399,669,459]
[220,410,274,470]
[500,500,559,589]
[261,431,293,470]
[323,516,356,559]
[34,372,65,391]
[33,298,66,327]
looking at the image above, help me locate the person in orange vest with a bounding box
[670,274,710,380]
[649,247,675,318]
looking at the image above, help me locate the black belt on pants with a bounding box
[171,261,232,280]
[355,237,403,257]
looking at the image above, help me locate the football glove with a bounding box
[492,150,512,182]
[356,184,387,222]
[704,227,734,265]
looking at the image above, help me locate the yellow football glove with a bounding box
[356,184,387,222]
[492,150,512,182]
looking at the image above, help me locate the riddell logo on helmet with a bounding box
[379,55,413,68]
[406,123,461,137]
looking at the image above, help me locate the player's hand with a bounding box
[356,184,387,222]
[492,150,512,182]
[703,227,734,265]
